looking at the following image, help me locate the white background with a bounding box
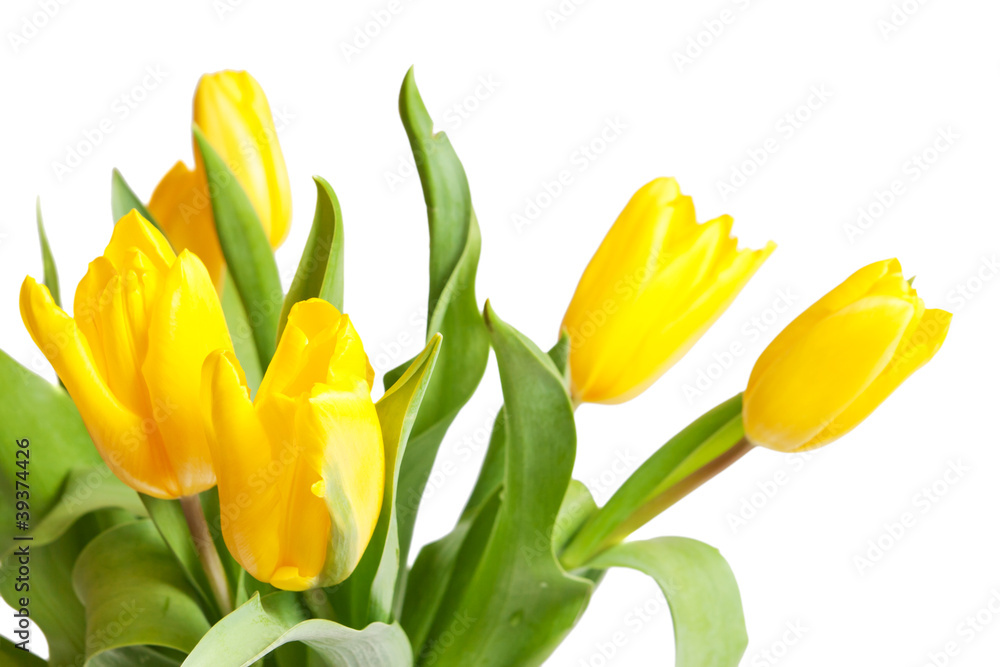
[1,0,998,665]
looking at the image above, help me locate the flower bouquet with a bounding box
[1,69,949,667]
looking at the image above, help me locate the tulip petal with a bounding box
[73,256,117,381]
[106,210,176,272]
[148,161,226,291]
[203,350,282,582]
[563,178,774,404]
[20,277,179,498]
[303,384,384,587]
[143,250,232,495]
[744,295,915,451]
[747,258,904,397]
[806,308,951,447]
[194,71,292,248]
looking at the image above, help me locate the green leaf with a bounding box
[0,350,107,546]
[389,68,491,584]
[140,495,219,619]
[0,509,133,667]
[331,335,441,628]
[110,168,161,231]
[193,125,283,371]
[220,272,264,395]
[1,636,46,665]
[414,304,592,667]
[560,394,745,570]
[35,198,61,307]
[73,520,212,664]
[183,592,413,667]
[399,337,571,650]
[552,480,598,553]
[15,464,145,555]
[588,538,748,667]
[278,176,345,339]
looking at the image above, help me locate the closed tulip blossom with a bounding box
[743,259,951,452]
[562,177,775,404]
[202,299,384,591]
[149,70,292,290]
[20,210,235,498]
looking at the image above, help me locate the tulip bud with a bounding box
[148,70,291,290]
[20,210,234,498]
[562,177,775,404]
[202,299,384,591]
[743,259,951,452]
[193,70,292,248]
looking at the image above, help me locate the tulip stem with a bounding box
[561,432,753,571]
[180,494,233,617]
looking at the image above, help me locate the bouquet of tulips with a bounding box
[0,68,950,667]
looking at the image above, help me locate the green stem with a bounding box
[560,395,748,570]
[180,494,233,617]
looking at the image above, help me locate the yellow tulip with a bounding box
[562,177,775,404]
[20,210,234,499]
[148,70,292,289]
[743,258,951,452]
[201,299,384,591]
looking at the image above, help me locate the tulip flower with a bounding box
[562,177,775,405]
[148,70,292,289]
[20,210,234,498]
[201,299,384,591]
[743,259,951,452]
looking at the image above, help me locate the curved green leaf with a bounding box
[589,537,748,667]
[220,273,263,395]
[0,351,107,546]
[279,176,345,338]
[415,304,592,667]
[400,337,571,650]
[72,520,212,665]
[1,636,46,665]
[331,335,441,628]
[389,68,491,586]
[17,465,145,555]
[0,509,133,667]
[183,592,413,667]
[35,198,61,307]
[193,125,283,370]
[139,495,218,619]
[560,394,745,569]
